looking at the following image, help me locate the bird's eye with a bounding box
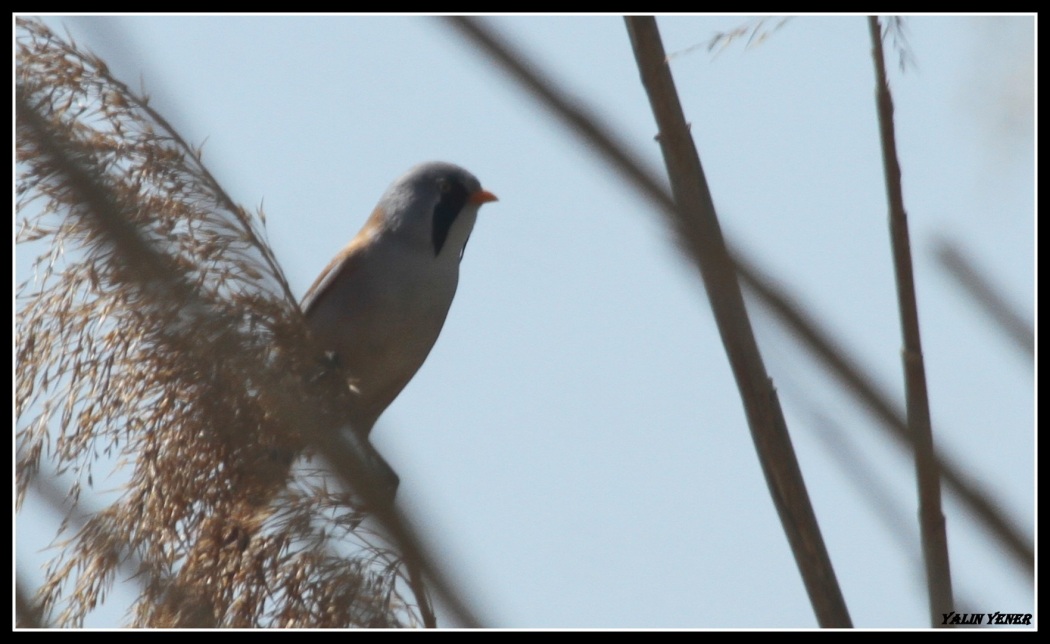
[437,178,451,193]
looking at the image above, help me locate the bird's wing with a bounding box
[301,242,364,315]
[300,206,386,315]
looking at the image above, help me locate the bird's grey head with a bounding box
[377,161,497,259]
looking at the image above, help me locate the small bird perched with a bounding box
[301,162,498,441]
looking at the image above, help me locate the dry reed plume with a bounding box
[16,18,425,628]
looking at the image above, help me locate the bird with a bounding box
[301,161,498,444]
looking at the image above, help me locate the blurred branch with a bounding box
[625,16,851,628]
[933,238,1034,360]
[16,583,46,629]
[742,266,1034,575]
[782,383,984,623]
[869,16,953,626]
[809,412,920,560]
[442,15,1033,578]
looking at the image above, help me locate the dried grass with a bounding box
[16,18,422,628]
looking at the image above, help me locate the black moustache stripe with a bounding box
[432,181,470,256]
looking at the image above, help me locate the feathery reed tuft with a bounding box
[16,18,422,628]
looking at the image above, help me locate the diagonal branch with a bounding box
[625,16,851,628]
[933,239,1034,360]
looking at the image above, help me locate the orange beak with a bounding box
[469,189,499,205]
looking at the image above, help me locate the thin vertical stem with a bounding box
[868,15,954,626]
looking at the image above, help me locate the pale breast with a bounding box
[305,241,461,431]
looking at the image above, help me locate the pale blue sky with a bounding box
[17,15,1035,628]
